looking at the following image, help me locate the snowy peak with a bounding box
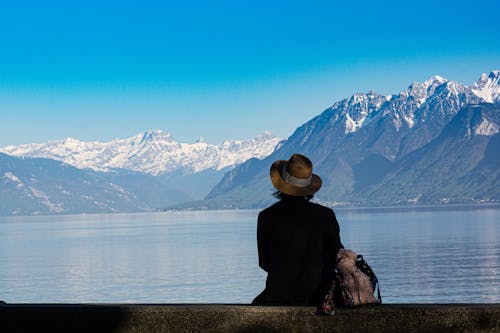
[128,129,175,146]
[320,71,499,137]
[423,75,448,88]
[338,74,456,134]
[331,91,388,134]
[254,130,277,141]
[406,75,454,106]
[472,70,500,103]
[407,82,428,104]
[0,131,281,176]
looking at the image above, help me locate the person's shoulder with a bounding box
[307,201,335,215]
[307,202,339,229]
[259,201,281,217]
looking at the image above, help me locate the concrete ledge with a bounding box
[1,304,499,333]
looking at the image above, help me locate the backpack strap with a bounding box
[356,254,382,304]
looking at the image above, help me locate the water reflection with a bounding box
[0,207,498,303]
[337,207,499,303]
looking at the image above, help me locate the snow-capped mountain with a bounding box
[471,70,500,103]
[0,131,281,175]
[323,72,483,137]
[201,71,500,209]
[2,71,499,214]
[0,131,282,215]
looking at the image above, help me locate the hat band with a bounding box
[281,165,312,187]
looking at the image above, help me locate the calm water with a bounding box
[0,207,498,304]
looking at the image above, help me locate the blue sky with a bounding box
[0,0,499,146]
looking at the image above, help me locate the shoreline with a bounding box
[1,202,500,219]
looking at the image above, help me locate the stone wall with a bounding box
[1,304,499,333]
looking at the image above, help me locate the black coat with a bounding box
[252,197,343,306]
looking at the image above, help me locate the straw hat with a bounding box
[270,153,322,196]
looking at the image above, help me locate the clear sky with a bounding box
[1,0,499,146]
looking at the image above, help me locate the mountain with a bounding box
[0,130,281,175]
[471,70,500,103]
[0,131,281,203]
[356,103,500,205]
[202,71,500,209]
[0,153,191,216]
[3,71,499,214]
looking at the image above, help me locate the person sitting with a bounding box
[252,153,343,306]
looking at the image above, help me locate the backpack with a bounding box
[318,249,382,315]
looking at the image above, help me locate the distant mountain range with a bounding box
[0,132,281,215]
[0,130,281,175]
[1,70,499,215]
[0,152,193,215]
[197,71,500,209]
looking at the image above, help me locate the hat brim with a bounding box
[270,160,322,196]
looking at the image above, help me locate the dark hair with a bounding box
[273,190,314,201]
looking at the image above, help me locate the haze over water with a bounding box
[0,207,498,304]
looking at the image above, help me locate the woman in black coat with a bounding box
[252,154,343,306]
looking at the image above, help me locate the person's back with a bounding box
[252,154,343,306]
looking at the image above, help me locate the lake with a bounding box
[0,206,498,304]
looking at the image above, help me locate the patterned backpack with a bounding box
[318,249,382,315]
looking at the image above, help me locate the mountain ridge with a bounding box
[200,71,500,209]
[2,71,499,215]
[0,152,193,216]
[0,130,281,176]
